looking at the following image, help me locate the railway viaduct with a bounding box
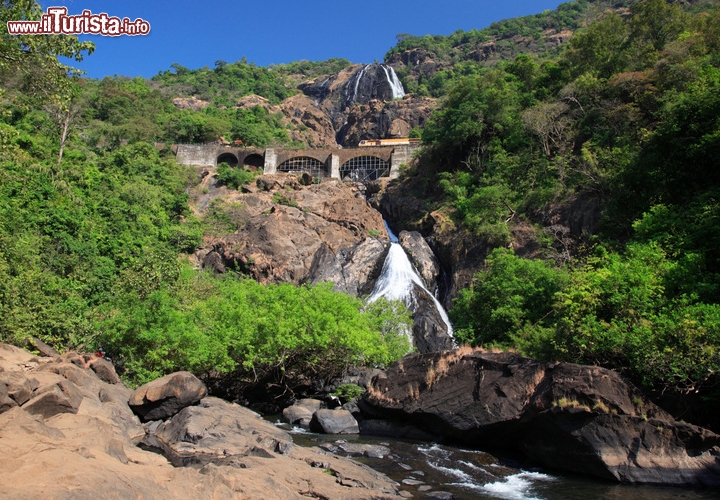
[174,143,418,181]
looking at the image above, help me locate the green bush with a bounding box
[215,162,257,190]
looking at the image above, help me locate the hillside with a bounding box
[1,0,720,432]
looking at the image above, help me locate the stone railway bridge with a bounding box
[174,143,418,181]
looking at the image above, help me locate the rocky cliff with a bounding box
[194,173,389,293]
[361,348,720,486]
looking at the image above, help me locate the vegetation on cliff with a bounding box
[402,0,720,420]
[0,1,411,387]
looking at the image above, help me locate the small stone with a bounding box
[401,478,425,486]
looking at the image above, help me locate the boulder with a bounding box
[363,348,720,486]
[398,230,441,293]
[22,378,83,419]
[89,357,121,384]
[0,370,37,407]
[129,371,207,422]
[282,404,314,428]
[152,397,293,466]
[310,409,360,435]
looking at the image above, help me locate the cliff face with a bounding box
[338,95,437,147]
[292,63,432,146]
[193,173,389,293]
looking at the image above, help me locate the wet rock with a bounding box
[334,442,391,459]
[411,284,455,353]
[310,409,360,435]
[398,230,441,293]
[363,349,720,486]
[282,404,314,428]
[129,371,207,422]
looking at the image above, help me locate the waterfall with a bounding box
[352,64,370,103]
[369,222,453,338]
[382,65,406,99]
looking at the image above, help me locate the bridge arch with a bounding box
[242,153,264,171]
[217,152,238,168]
[340,155,390,181]
[277,156,328,179]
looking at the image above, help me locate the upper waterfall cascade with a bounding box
[382,65,406,99]
[345,63,406,105]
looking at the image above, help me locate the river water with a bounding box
[274,422,718,500]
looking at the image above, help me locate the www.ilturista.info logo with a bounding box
[6,7,150,36]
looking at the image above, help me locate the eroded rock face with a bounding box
[196,174,388,294]
[0,343,404,500]
[410,284,455,353]
[362,349,720,486]
[398,230,441,294]
[338,96,438,147]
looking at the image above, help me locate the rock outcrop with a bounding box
[362,348,720,486]
[0,343,403,499]
[398,230,441,294]
[129,371,207,422]
[338,95,438,147]
[195,174,389,294]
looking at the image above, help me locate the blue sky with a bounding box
[40,0,569,79]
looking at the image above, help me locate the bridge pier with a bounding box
[263,148,277,175]
[328,154,340,179]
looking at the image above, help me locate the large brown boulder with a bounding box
[362,348,720,486]
[129,371,207,422]
[152,397,293,465]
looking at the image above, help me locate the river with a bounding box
[274,421,718,500]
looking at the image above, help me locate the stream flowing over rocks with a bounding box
[193,172,455,353]
[360,348,720,487]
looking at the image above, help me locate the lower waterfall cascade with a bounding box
[369,222,453,342]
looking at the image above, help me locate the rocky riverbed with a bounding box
[0,342,402,499]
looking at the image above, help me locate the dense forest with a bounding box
[1,0,720,427]
[404,0,720,423]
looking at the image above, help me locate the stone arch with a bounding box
[243,153,264,171]
[217,152,238,168]
[277,156,328,179]
[340,155,390,181]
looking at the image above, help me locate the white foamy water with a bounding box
[352,64,370,103]
[382,65,406,99]
[480,472,555,500]
[368,242,453,338]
